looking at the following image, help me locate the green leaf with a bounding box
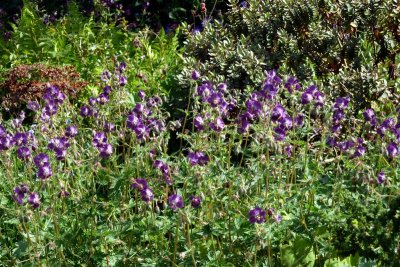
[281,236,315,267]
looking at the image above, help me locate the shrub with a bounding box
[179,0,400,112]
[0,63,87,111]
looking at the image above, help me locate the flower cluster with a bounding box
[39,85,66,123]
[34,153,52,179]
[153,159,172,185]
[249,207,282,224]
[47,136,70,161]
[168,194,183,211]
[92,132,113,158]
[188,151,209,166]
[13,184,40,209]
[126,91,166,141]
[131,178,154,202]
[300,85,324,108]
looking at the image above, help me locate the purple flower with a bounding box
[353,145,366,158]
[42,85,59,102]
[101,70,112,82]
[332,109,345,123]
[65,125,78,138]
[88,97,97,106]
[194,115,205,131]
[271,104,286,122]
[382,118,395,129]
[138,90,146,100]
[13,132,28,147]
[284,145,293,157]
[334,97,350,110]
[97,93,109,105]
[131,178,148,191]
[249,207,266,224]
[55,148,67,161]
[17,146,31,160]
[387,142,399,158]
[191,70,200,80]
[153,160,172,183]
[189,196,201,208]
[237,113,251,134]
[104,122,115,133]
[377,171,386,185]
[93,132,107,148]
[331,123,342,133]
[28,192,40,209]
[301,91,313,105]
[140,188,154,202]
[209,117,225,132]
[207,92,224,108]
[48,137,69,151]
[126,114,141,130]
[133,103,146,114]
[314,91,325,107]
[33,153,50,167]
[53,91,66,105]
[12,118,22,129]
[134,124,150,140]
[0,124,7,137]
[294,114,304,127]
[0,135,13,151]
[188,151,209,166]
[274,127,286,141]
[363,109,376,122]
[246,99,263,117]
[119,76,127,86]
[279,116,293,130]
[197,83,212,100]
[39,111,51,123]
[13,184,29,205]
[37,165,52,179]
[264,70,281,87]
[118,62,127,73]
[274,214,282,223]
[103,85,112,95]
[284,76,301,93]
[80,106,92,117]
[59,188,70,198]
[218,83,228,93]
[326,137,337,147]
[98,143,113,158]
[153,160,165,169]
[239,0,248,8]
[267,207,281,222]
[262,84,278,100]
[168,194,183,211]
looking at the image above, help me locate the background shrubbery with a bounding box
[179,0,400,112]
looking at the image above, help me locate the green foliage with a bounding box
[0,0,183,100]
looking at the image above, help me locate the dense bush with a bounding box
[179,0,400,112]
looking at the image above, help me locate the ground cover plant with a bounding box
[0,0,400,266]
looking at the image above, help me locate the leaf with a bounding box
[12,241,29,257]
[4,218,19,225]
[281,236,315,267]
